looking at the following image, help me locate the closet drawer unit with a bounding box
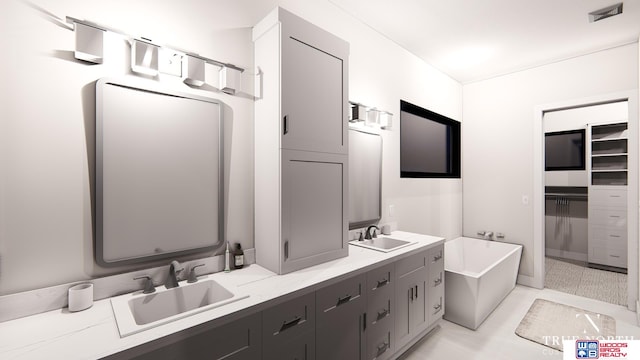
[396,251,427,277]
[589,227,627,249]
[365,321,393,360]
[589,188,627,207]
[589,208,627,228]
[589,246,627,268]
[263,292,315,352]
[316,273,365,313]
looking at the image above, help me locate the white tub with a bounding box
[443,237,523,330]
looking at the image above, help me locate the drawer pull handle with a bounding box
[434,277,442,286]
[283,115,289,135]
[609,215,621,218]
[279,315,302,332]
[377,308,389,320]
[610,195,621,198]
[610,255,621,258]
[376,278,389,288]
[610,235,621,238]
[434,303,442,312]
[433,253,443,262]
[337,294,352,306]
[414,285,418,299]
[377,342,389,355]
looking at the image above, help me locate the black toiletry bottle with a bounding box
[234,243,244,269]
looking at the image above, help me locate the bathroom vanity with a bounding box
[0,231,444,360]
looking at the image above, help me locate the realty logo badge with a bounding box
[576,340,599,359]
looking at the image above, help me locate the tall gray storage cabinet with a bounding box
[253,7,350,274]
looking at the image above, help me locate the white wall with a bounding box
[0,0,462,295]
[463,43,639,280]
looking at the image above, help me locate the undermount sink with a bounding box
[111,277,249,337]
[349,237,414,253]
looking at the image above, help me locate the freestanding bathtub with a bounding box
[443,237,523,330]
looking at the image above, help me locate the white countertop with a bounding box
[0,231,443,360]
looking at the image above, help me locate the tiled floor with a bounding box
[545,257,627,306]
[399,285,639,360]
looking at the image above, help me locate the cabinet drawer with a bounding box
[316,274,365,313]
[590,188,627,207]
[428,245,444,274]
[428,291,444,322]
[367,293,392,328]
[367,263,394,294]
[589,227,627,249]
[263,292,315,351]
[396,251,427,277]
[589,246,627,268]
[264,330,315,360]
[366,324,393,360]
[429,269,444,290]
[589,208,627,228]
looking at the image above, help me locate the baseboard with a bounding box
[545,248,587,263]
[390,320,441,359]
[517,274,542,289]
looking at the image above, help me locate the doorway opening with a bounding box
[533,91,638,311]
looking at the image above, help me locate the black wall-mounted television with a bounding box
[400,100,461,178]
[545,129,586,171]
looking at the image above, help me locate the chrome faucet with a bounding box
[477,231,494,240]
[365,225,380,240]
[165,260,184,289]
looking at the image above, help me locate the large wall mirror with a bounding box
[349,128,382,229]
[96,78,224,266]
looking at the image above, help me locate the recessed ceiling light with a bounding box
[589,3,624,23]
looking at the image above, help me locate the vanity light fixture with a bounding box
[379,111,393,129]
[131,39,159,76]
[73,22,104,64]
[349,101,393,130]
[183,54,206,86]
[350,103,367,122]
[219,66,241,94]
[365,108,380,127]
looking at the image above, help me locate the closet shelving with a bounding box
[587,121,628,270]
[590,122,628,186]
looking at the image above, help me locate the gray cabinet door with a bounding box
[281,18,348,155]
[316,274,366,360]
[281,150,348,274]
[395,268,427,350]
[395,250,428,351]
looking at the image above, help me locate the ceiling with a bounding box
[329,0,640,84]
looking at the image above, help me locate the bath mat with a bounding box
[515,298,616,351]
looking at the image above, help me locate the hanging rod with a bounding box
[65,16,245,72]
[545,193,588,199]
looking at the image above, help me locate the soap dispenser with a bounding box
[233,243,244,269]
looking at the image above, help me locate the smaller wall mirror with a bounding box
[96,78,224,266]
[348,129,382,229]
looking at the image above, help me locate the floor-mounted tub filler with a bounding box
[443,237,523,330]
